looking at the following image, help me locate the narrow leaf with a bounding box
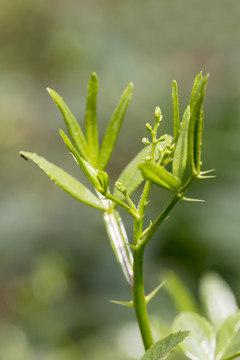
[139,162,181,192]
[161,270,198,313]
[60,130,104,193]
[172,80,180,143]
[103,209,133,286]
[19,151,105,211]
[189,72,203,108]
[188,74,209,174]
[113,147,148,201]
[172,105,190,180]
[215,311,240,360]
[98,82,133,170]
[199,271,238,329]
[172,312,216,360]
[140,331,189,360]
[47,88,88,160]
[85,73,99,165]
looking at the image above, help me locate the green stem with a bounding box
[141,194,180,247]
[133,245,154,350]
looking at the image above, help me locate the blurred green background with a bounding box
[0,0,240,358]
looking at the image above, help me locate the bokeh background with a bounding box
[0,0,240,358]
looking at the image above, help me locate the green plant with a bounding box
[20,72,223,359]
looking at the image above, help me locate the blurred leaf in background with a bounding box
[0,0,240,358]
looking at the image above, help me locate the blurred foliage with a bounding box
[0,0,240,358]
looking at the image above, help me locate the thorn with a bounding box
[110,300,133,308]
[200,169,215,175]
[125,243,138,251]
[198,174,216,179]
[182,197,205,202]
[145,280,166,305]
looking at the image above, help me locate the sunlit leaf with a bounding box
[85,73,99,165]
[172,312,216,360]
[47,88,88,160]
[172,106,190,180]
[140,331,189,360]
[98,82,133,170]
[139,162,181,192]
[215,311,240,360]
[200,271,238,329]
[19,151,105,211]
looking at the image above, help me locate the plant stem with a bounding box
[133,244,154,350]
[141,194,180,247]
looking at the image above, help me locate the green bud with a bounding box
[97,171,109,195]
[142,137,150,146]
[154,106,162,122]
[146,123,153,133]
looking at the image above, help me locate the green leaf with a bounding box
[140,331,189,360]
[47,88,88,160]
[200,271,238,329]
[189,72,203,108]
[113,147,148,201]
[172,312,216,360]
[172,106,190,180]
[103,209,133,286]
[98,82,133,170]
[172,80,180,144]
[161,270,198,313]
[139,162,181,192]
[60,129,105,193]
[188,74,209,174]
[215,311,240,360]
[85,73,99,165]
[19,151,105,211]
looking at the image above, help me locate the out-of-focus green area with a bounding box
[0,0,239,358]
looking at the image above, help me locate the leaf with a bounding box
[199,271,238,329]
[161,270,198,313]
[47,88,88,160]
[189,72,203,108]
[98,82,133,170]
[172,80,180,144]
[172,106,190,180]
[85,73,99,165]
[113,147,148,201]
[172,312,216,360]
[140,331,189,360]
[19,151,105,211]
[60,130,104,193]
[188,74,209,174]
[139,162,181,192]
[103,209,133,286]
[215,311,240,360]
